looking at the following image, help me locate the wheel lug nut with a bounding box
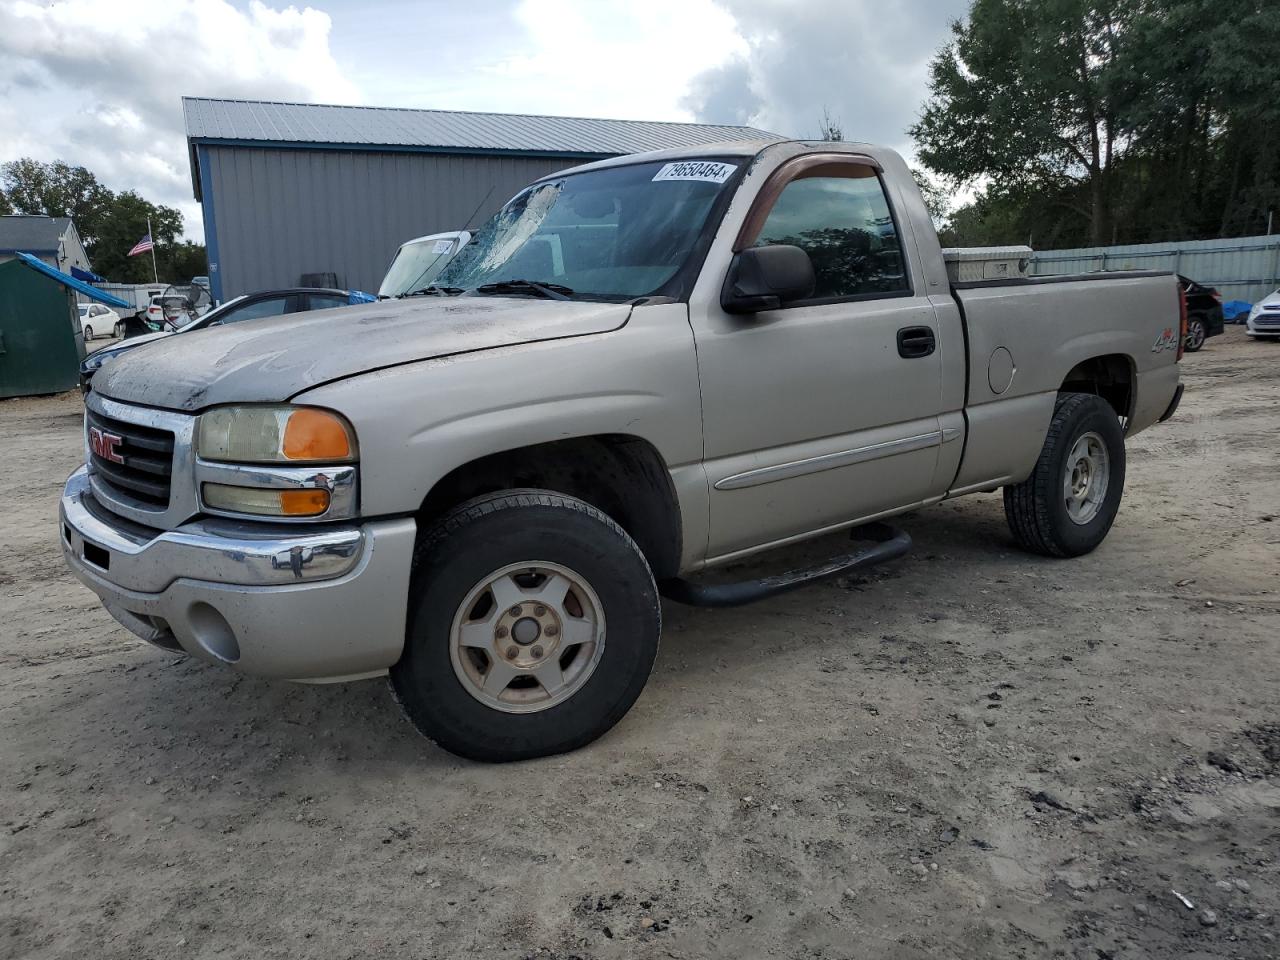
[531,645,544,658]
[506,647,519,660]
[509,606,523,617]
[495,626,508,639]
[544,625,558,637]
[534,605,546,616]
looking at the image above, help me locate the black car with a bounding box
[80,286,375,392]
[1178,275,1225,352]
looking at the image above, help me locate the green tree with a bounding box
[0,158,113,246]
[911,0,1136,246]
[917,0,1280,248]
[91,190,186,282]
[0,156,205,281]
[911,168,951,226]
[161,241,209,284]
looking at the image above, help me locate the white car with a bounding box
[78,303,121,340]
[1246,289,1280,339]
[378,230,470,297]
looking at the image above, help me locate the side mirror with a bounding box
[721,244,816,314]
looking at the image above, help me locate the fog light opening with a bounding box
[188,602,241,663]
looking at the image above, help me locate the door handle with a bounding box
[897,326,936,359]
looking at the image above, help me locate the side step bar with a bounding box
[659,522,912,608]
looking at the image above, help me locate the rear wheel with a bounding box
[84,324,94,340]
[1003,393,1126,557]
[1185,317,1206,351]
[390,490,661,762]
[114,321,124,338]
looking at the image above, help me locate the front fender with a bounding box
[296,301,706,533]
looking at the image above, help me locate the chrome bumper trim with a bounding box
[62,466,363,591]
[60,465,418,680]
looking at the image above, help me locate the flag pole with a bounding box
[147,216,158,283]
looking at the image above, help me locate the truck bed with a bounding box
[946,270,1183,495]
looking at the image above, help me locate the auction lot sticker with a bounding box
[652,161,737,184]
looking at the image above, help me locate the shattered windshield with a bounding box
[434,158,740,301]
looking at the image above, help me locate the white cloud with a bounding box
[681,0,971,155]
[483,0,748,120]
[0,0,974,246]
[0,0,358,241]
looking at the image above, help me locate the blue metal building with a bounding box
[183,97,775,302]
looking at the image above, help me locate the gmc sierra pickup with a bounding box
[61,139,1185,762]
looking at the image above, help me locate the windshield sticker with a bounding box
[652,161,737,184]
[432,239,453,254]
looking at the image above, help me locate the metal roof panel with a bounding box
[0,215,73,253]
[182,97,779,156]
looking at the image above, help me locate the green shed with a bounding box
[0,252,129,399]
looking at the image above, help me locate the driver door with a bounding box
[693,158,948,560]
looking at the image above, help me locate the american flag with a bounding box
[127,234,154,257]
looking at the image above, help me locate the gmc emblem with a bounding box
[89,426,125,464]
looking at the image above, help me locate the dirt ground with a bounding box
[2,327,1277,960]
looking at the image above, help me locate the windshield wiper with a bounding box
[402,285,464,298]
[473,279,574,301]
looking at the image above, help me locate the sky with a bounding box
[0,0,969,242]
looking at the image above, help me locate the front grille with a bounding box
[86,408,175,507]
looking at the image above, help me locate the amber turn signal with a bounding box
[203,483,332,517]
[279,488,332,515]
[283,409,354,462]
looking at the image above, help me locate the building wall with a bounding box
[58,223,91,275]
[199,145,584,301]
[1030,234,1280,304]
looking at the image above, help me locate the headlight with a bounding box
[195,405,358,520]
[197,405,357,464]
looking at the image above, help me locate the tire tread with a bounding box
[1003,393,1108,558]
[394,489,659,762]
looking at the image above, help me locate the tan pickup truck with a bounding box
[61,140,1185,761]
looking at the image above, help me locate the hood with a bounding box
[88,330,172,363]
[94,295,633,411]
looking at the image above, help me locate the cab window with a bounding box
[753,171,909,300]
[307,294,349,311]
[219,296,291,325]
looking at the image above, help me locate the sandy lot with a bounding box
[2,328,1277,960]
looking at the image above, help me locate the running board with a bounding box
[659,522,912,608]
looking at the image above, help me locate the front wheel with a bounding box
[84,325,94,341]
[1003,393,1126,557]
[114,321,124,338]
[390,490,661,762]
[1185,317,1207,351]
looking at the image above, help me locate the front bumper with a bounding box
[60,466,416,681]
[1247,316,1280,336]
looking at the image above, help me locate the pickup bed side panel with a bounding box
[951,273,1181,493]
[296,303,710,570]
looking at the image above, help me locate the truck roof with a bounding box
[539,138,890,183]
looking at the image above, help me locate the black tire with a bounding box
[84,324,94,341]
[1185,317,1206,351]
[390,490,661,762]
[1003,393,1126,558]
